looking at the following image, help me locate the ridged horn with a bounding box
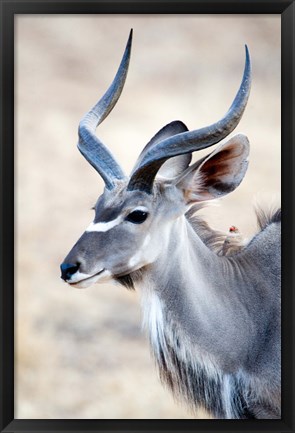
[127,45,251,193]
[77,29,133,190]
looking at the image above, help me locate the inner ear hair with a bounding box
[177,134,250,202]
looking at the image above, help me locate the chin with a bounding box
[68,269,113,289]
[68,280,94,289]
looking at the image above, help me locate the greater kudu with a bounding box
[61,30,281,419]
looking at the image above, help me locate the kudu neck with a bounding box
[137,215,252,372]
[146,214,223,292]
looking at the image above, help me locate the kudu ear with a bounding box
[176,134,250,203]
[157,154,192,179]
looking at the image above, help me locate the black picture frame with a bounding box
[0,1,294,432]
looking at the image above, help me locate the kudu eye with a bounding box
[125,210,148,224]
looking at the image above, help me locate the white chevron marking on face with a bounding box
[86,215,122,233]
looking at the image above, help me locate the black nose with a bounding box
[60,263,80,281]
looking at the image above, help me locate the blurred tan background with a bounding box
[15,15,280,419]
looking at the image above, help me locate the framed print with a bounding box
[0,1,294,432]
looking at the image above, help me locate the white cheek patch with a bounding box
[86,215,122,233]
[128,251,142,268]
[128,234,152,269]
[142,234,151,249]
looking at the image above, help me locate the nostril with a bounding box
[60,263,80,281]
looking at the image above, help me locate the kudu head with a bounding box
[61,30,251,288]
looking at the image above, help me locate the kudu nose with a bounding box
[60,263,80,281]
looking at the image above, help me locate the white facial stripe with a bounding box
[86,215,122,233]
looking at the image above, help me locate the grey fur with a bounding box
[110,206,281,418]
[136,207,281,419]
[61,35,280,419]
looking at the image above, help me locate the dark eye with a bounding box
[125,210,148,224]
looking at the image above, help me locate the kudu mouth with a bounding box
[66,268,108,288]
